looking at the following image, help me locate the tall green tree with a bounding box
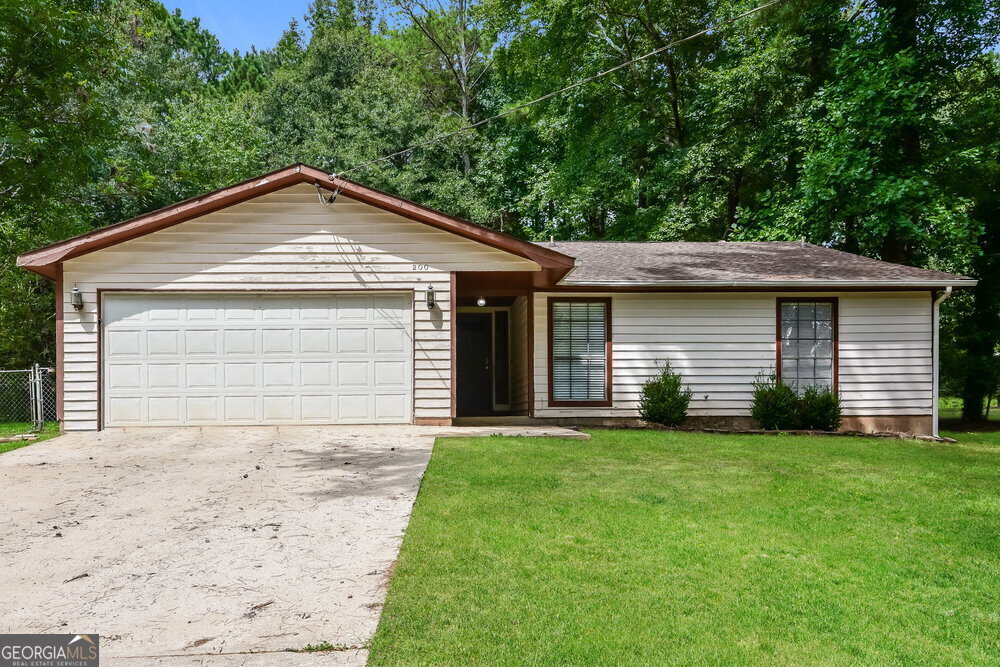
[0,0,125,367]
[945,54,1000,420]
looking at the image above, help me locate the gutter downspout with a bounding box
[932,286,953,438]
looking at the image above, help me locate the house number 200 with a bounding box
[412,264,429,271]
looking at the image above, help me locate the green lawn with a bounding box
[0,422,60,454]
[940,396,1000,421]
[370,430,1000,665]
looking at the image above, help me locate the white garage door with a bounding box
[102,292,412,426]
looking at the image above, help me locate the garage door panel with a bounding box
[224,363,255,387]
[148,330,180,355]
[222,300,255,320]
[300,329,331,353]
[103,292,412,426]
[375,361,406,387]
[108,396,143,423]
[300,295,334,320]
[105,296,148,324]
[147,306,180,322]
[375,394,408,421]
[224,396,257,420]
[262,362,295,387]
[186,396,221,421]
[335,296,370,320]
[223,329,256,354]
[301,395,334,420]
[338,395,370,421]
[374,328,407,353]
[186,363,219,388]
[337,361,369,387]
[375,294,409,315]
[260,300,293,320]
[148,397,180,422]
[301,362,333,386]
[149,364,181,388]
[185,330,218,355]
[336,329,369,353]
[108,364,142,389]
[262,329,294,353]
[262,395,296,421]
[108,330,142,356]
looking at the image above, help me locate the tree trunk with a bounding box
[666,57,684,148]
[587,208,608,238]
[960,199,1000,421]
[878,0,921,266]
[725,170,743,237]
[842,216,860,254]
[460,91,471,174]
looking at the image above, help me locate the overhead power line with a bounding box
[332,0,788,179]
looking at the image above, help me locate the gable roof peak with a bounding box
[17,164,575,279]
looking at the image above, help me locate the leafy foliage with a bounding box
[750,374,800,431]
[751,373,842,431]
[797,385,842,431]
[638,361,693,427]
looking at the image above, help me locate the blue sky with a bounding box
[165,1,312,53]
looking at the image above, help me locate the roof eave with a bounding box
[559,279,978,289]
[17,163,575,279]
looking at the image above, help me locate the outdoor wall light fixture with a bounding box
[426,284,435,309]
[70,286,84,311]
[476,296,487,307]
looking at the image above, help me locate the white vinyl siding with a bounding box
[534,292,932,418]
[550,300,608,402]
[60,183,538,431]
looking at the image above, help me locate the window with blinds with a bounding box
[779,300,836,393]
[550,300,609,403]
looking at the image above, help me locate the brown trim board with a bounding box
[55,265,64,428]
[527,293,535,417]
[449,272,457,420]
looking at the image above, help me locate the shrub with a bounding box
[750,374,800,430]
[639,361,693,427]
[797,385,842,431]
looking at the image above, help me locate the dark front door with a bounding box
[457,313,493,415]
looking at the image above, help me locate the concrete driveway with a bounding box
[0,425,439,664]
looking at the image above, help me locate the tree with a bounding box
[0,0,122,211]
[0,0,124,367]
[390,0,496,173]
[945,54,1000,420]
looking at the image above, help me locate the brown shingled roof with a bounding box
[538,241,974,287]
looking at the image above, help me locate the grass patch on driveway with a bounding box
[370,430,1000,665]
[0,422,59,454]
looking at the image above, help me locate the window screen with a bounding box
[551,301,608,402]
[779,301,835,392]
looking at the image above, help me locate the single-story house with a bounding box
[17,164,975,436]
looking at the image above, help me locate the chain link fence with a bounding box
[0,366,56,431]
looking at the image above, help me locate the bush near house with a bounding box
[638,361,693,427]
[798,385,843,431]
[750,374,842,431]
[750,374,801,430]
